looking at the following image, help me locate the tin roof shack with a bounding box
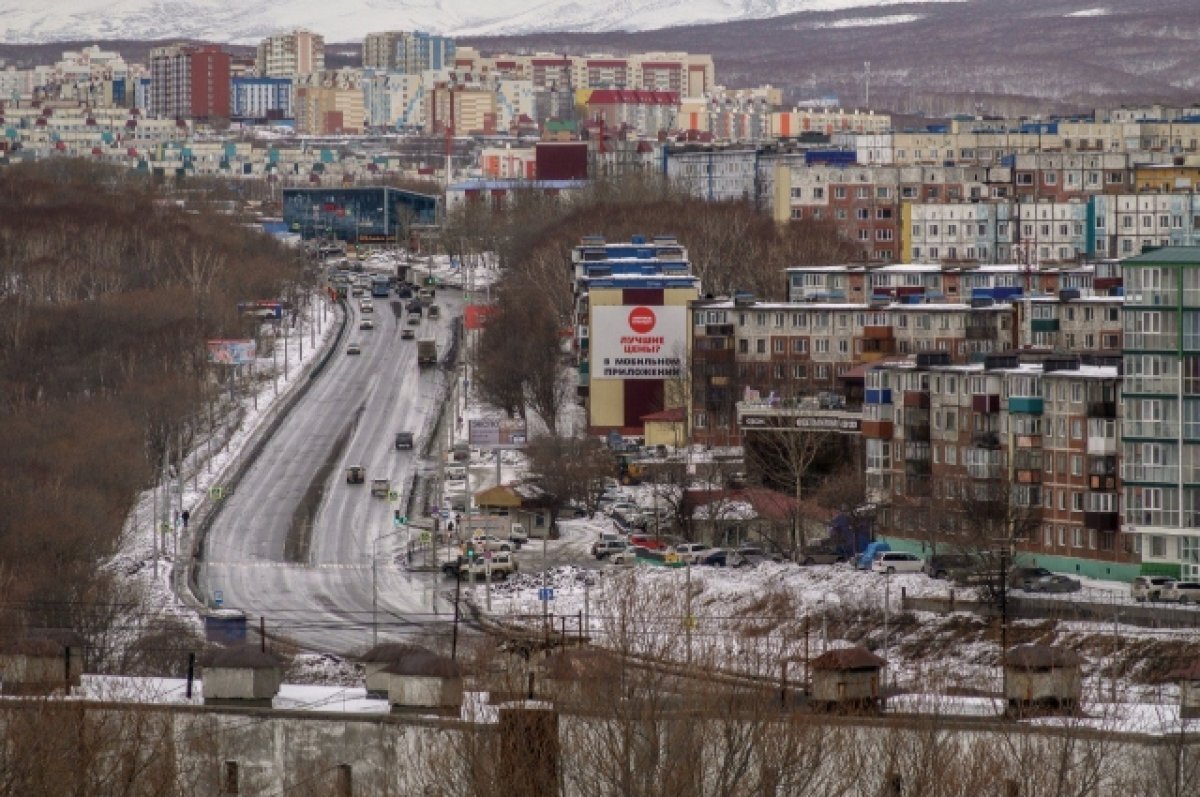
[383,649,463,714]
[360,643,426,699]
[541,648,620,708]
[1170,659,1200,720]
[810,646,886,712]
[1003,645,1082,717]
[200,647,284,707]
[0,631,84,695]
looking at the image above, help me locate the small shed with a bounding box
[1004,644,1082,715]
[1169,659,1200,719]
[810,646,886,711]
[0,630,85,695]
[641,407,686,449]
[382,648,463,713]
[360,643,426,699]
[542,648,620,706]
[200,646,284,707]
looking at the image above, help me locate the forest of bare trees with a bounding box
[0,160,312,663]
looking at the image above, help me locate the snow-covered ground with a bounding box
[109,291,341,632]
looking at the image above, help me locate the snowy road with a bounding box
[198,292,461,655]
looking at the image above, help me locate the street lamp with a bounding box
[372,528,408,647]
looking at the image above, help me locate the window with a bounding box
[834,186,846,199]
[1151,535,1167,557]
[812,187,824,199]
[1072,527,1084,547]
[773,338,785,353]
[1073,492,1084,512]
[1071,455,1082,476]
[756,339,766,354]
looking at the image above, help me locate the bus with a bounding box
[370,276,390,298]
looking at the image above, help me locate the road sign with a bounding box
[419,531,432,544]
[209,486,224,500]
[665,552,681,565]
[538,587,554,602]
[213,590,224,607]
[440,508,450,520]
[388,490,399,501]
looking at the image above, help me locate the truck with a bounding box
[370,276,390,298]
[417,337,437,366]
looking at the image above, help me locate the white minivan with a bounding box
[871,551,924,574]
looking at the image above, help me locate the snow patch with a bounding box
[1066,7,1110,17]
[815,13,923,28]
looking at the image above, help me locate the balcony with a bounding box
[863,325,894,340]
[862,420,894,439]
[1084,511,1120,532]
[972,394,1001,414]
[968,463,1003,480]
[904,424,931,441]
[1093,277,1122,291]
[1030,318,1060,333]
[972,431,1001,449]
[966,325,997,340]
[1015,434,1042,448]
[1008,396,1044,414]
[1087,435,1118,456]
[904,476,933,498]
[865,388,893,405]
[1016,469,1042,484]
[905,460,932,477]
[1089,474,1118,492]
[903,392,930,409]
[1087,401,1117,419]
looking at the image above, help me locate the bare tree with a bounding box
[743,427,837,556]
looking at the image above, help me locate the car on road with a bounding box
[1131,575,1176,602]
[856,541,892,570]
[1022,573,1083,594]
[359,319,374,331]
[469,534,513,553]
[923,553,978,580]
[370,478,390,498]
[610,546,644,566]
[1162,581,1200,604]
[671,543,711,564]
[394,431,414,450]
[401,328,415,340]
[459,551,518,581]
[346,342,362,355]
[406,314,420,327]
[736,547,782,567]
[871,551,924,574]
[699,548,733,567]
[629,534,669,551]
[592,539,629,559]
[345,466,365,484]
[406,300,422,314]
[359,300,373,313]
[428,304,440,319]
[397,286,414,299]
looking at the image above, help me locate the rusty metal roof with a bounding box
[811,646,886,671]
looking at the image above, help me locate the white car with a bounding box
[871,551,924,574]
[468,534,513,553]
[672,543,712,564]
[1162,581,1200,604]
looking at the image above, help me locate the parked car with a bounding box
[856,541,892,570]
[735,547,781,567]
[345,465,365,484]
[346,342,362,355]
[441,556,466,579]
[359,319,374,330]
[592,539,629,559]
[1008,566,1054,592]
[610,546,645,566]
[671,543,711,564]
[401,328,415,340]
[871,551,924,574]
[394,431,414,450]
[923,553,978,580]
[406,314,420,327]
[798,540,848,565]
[1162,581,1200,604]
[629,534,669,551]
[1131,575,1177,602]
[1023,573,1082,593]
[699,548,733,567]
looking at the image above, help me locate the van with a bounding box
[855,541,891,570]
[871,551,923,574]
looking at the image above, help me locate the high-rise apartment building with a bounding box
[1121,247,1200,580]
[363,31,455,74]
[256,29,324,78]
[148,44,230,120]
[363,32,405,70]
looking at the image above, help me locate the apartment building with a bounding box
[689,295,1015,446]
[451,49,714,96]
[148,44,230,120]
[1121,247,1200,580]
[1021,295,1123,351]
[864,352,1132,579]
[905,201,1015,264]
[231,77,291,122]
[257,29,324,78]
[771,108,890,139]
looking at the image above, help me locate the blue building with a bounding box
[282,187,440,243]
[405,32,455,73]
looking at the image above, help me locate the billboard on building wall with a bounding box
[590,305,687,380]
[206,340,257,365]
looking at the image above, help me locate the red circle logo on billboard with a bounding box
[628,306,657,334]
